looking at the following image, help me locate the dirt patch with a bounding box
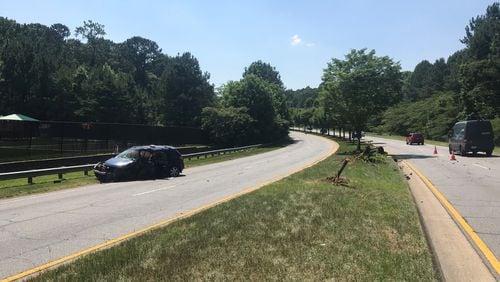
[324,176,351,187]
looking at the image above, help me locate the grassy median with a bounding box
[30,139,437,281]
[0,145,285,199]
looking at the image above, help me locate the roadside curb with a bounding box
[400,160,497,281]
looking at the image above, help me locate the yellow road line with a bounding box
[404,160,500,275]
[2,134,338,282]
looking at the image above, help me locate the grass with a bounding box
[0,144,287,199]
[29,139,437,281]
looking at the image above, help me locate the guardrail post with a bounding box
[28,176,33,184]
[58,173,63,180]
[84,169,89,176]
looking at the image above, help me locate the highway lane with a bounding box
[0,131,336,279]
[368,136,500,266]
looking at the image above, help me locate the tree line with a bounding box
[288,2,500,146]
[0,19,289,146]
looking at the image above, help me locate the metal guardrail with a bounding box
[182,144,262,160]
[0,144,262,184]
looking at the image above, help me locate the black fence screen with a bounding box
[0,120,208,159]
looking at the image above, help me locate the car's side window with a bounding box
[153,151,168,164]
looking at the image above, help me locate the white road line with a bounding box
[132,185,176,196]
[472,163,490,170]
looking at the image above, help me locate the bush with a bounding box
[201,107,257,146]
[490,117,500,146]
[373,92,459,141]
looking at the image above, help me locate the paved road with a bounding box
[0,131,336,279]
[367,136,500,264]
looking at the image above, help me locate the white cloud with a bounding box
[290,34,314,47]
[290,34,302,46]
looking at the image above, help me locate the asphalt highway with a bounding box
[368,136,500,267]
[0,131,336,279]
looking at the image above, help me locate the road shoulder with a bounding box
[399,160,496,281]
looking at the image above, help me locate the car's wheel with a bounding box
[421,142,424,145]
[96,176,107,183]
[168,166,181,177]
[486,150,493,157]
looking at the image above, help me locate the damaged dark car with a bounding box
[94,145,184,182]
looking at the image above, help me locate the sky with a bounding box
[1,0,496,90]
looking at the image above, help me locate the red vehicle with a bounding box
[406,133,424,145]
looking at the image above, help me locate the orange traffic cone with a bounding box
[450,151,456,161]
[433,146,438,154]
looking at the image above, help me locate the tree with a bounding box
[243,60,289,120]
[460,59,500,119]
[320,49,402,150]
[221,74,288,143]
[459,3,500,118]
[462,3,500,60]
[406,60,433,101]
[121,36,161,86]
[285,87,318,108]
[75,20,106,42]
[159,52,214,126]
[50,23,70,41]
[243,60,284,88]
[75,20,106,66]
[201,107,255,146]
[75,64,133,123]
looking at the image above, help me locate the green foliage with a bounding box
[221,74,289,143]
[202,61,290,146]
[243,60,289,120]
[458,3,500,119]
[243,60,284,88]
[320,49,402,145]
[374,92,460,141]
[0,18,214,127]
[158,53,215,126]
[75,64,134,122]
[462,3,500,60]
[201,107,256,146]
[289,107,314,128]
[490,117,500,146]
[285,86,318,108]
[460,59,500,119]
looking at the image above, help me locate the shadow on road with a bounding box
[390,154,438,160]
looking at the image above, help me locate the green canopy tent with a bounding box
[0,114,40,149]
[0,113,39,122]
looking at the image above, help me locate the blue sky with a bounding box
[1,0,495,89]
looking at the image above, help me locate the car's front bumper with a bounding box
[94,169,115,182]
